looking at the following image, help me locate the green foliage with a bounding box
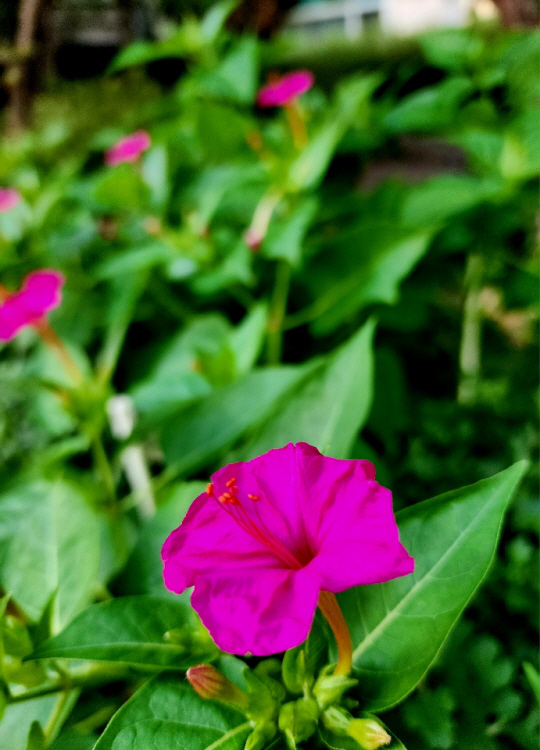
[30,596,217,668]
[342,462,527,711]
[0,12,537,750]
[94,675,251,750]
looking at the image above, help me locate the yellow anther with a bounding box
[218,494,228,504]
[226,478,237,488]
[248,494,260,502]
[206,483,214,496]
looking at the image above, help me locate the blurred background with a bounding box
[0,0,538,748]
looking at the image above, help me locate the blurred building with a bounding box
[285,0,498,38]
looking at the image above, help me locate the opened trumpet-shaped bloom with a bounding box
[0,269,64,342]
[0,188,21,213]
[105,130,151,166]
[162,442,414,656]
[257,70,314,108]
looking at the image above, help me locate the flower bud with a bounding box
[313,665,358,709]
[321,705,352,735]
[348,719,391,749]
[244,669,283,722]
[278,698,319,748]
[244,720,276,750]
[282,647,313,695]
[187,664,249,708]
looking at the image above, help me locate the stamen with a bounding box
[206,483,214,496]
[213,480,303,570]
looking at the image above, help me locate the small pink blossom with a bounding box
[257,70,314,108]
[162,443,414,656]
[104,130,151,167]
[0,188,22,214]
[0,269,65,342]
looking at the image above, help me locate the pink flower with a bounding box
[0,269,64,342]
[257,70,314,108]
[104,130,151,167]
[162,442,414,656]
[0,188,22,214]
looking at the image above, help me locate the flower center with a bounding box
[207,480,303,570]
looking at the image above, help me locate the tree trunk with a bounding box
[6,0,45,135]
[491,0,539,27]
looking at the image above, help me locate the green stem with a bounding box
[9,664,129,703]
[35,320,85,385]
[92,434,116,505]
[284,101,308,149]
[266,260,291,365]
[458,253,484,406]
[43,689,78,745]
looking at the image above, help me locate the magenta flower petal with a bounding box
[192,566,320,656]
[0,298,32,341]
[257,70,314,107]
[162,442,414,656]
[0,269,64,342]
[0,188,22,213]
[162,490,279,593]
[104,130,151,167]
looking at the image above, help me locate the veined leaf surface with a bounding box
[94,675,251,750]
[339,462,527,711]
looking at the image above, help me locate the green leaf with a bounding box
[230,304,268,377]
[401,686,455,748]
[501,108,540,180]
[0,481,100,630]
[118,482,206,597]
[401,176,503,227]
[94,674,251,750]
[30,596,217,668]
[0,696,58,750]
[94,242,176,280]
[419,28,484,71]
[96,272,147,384]
[384,77,473,133]
[24,721,46,750]
[92,165,149,212]
[523,662,540,705]
[142,145,170,209]
[263,197,318,267]
[161,365,314,474]
[211,37,259,104]
[201,0,239,42]
[239,319,375,460]
[311,230,433,335]
[289,75,379,190]
[339,461,527,712]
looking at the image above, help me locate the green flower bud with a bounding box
[348,719,392,749]
[282,647,313,695]
[278,698,319,748]
[244,670,282,723]
[186,664,249,708]
[313,665,358,709]
[321,705,352,735]
[245,720,277,750]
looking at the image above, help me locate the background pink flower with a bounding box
[0,269,65,342]
[0,188,22,214]
[104,130,151,166]
[162,442,414,656]
[257,70,314,107]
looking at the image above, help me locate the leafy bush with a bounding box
[0,7,537,748]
